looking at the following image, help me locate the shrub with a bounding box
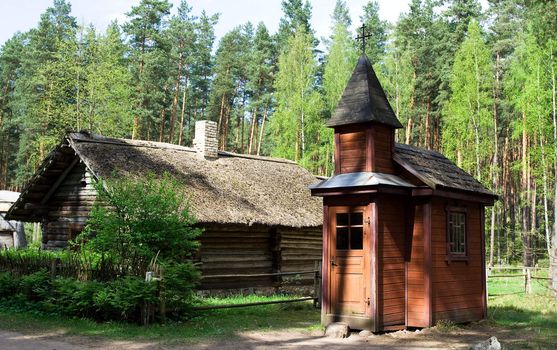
[49,277,100,318]
[77,172,202,271]
[160,261,201,316]
[19,270,51,302]
[0,272,19,297]
[93,276,158,322]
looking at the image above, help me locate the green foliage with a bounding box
[360,0,388,63]
[49,277,100,317]
[19,270,51,302]
[270,26,326,174]
[0,272,19,296]
[443,20,494,182]
[93,276,158,321]
[79,173,201,267]
[160,261,200,316]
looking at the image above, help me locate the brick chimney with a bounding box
[193,120,218,160]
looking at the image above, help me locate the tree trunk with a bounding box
[248,108,257,154]
[257,106,268,156]
[489,51,501,267]
[178,73,189,145]
[158,85,168,143]
[217,93,227,150]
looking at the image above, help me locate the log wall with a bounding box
[378,196,406,328]
[431,198,484,323]
[42,162,95,249]
[197,224,322,290]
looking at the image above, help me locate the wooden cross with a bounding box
[356,23,372,55]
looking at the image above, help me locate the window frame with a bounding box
[334,211,365,251]
[445,205,469,262]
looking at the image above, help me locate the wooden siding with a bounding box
[42,162,95,249]
[336,123,395,175]
[372,124,394,174]
[406,202,427,327]
[378,196,405,328]
[339,130,366,173]
[198,224,322,290]
[431,198,484,323]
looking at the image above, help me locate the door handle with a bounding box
[331,258,337,266]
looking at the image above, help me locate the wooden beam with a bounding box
[371,200,379,332]
[412,188,496,204]
[480,205,487,319]
[40,157,79,205]
[321,204,329,326]
[334,133,340,175]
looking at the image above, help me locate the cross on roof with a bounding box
[356,23,372,55]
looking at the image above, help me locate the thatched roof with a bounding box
[8,132,323,228]
[394,143,494,196]
[327,55,403,129]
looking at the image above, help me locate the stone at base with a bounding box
[359,330,372,337]
[325,323,350,338]
[469,336,501,350]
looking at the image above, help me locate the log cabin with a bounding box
[6,121,323,290]
[310,55,497,331]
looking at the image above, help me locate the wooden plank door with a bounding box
[329,206,370,317]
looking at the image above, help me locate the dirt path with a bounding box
[0,322,526,349]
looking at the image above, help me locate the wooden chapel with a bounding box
[310,54,496,331]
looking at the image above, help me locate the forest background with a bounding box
[0,0,556,269]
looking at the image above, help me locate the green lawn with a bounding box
[487,271,557,349]
[0,295,321,343]
[0,279,555,347]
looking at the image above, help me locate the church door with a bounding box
[329,206,371,318]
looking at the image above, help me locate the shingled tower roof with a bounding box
[327,54,403,129]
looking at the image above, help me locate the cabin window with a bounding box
[335,212,363,250]
[446,207,467,258]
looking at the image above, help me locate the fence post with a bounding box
[524,267,532,294]
[313,260,321,309]
[50,257,60,279]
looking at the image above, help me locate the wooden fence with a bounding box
[486,266,551,294]
[191,260,322,311]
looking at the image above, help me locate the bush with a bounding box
[0,272,19,296]
[49,277,100,318]
[19,270,51,301]
[161,262,201,316]
[93,276,158,322]
[78,172,202,269]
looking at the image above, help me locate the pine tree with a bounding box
[270,27,324,173]
[443,20,493,181]
[124,0,172,140]
[166,0,197,144]
[276,0,316,52]
[321,23,357,174]
[188,10,219,137]
[12,0,77,183]
[82,23,134,137]
[360,1,388,64]
[0,33,25,189]
[247,23,276,155]
[331,0,351,28]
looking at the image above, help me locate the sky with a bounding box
[0,0,413,47]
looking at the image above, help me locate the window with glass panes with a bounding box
[335,212,364,250]
[447,211,466,255]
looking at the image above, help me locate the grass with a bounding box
[0,294,321,344]
[487,273,557,349]
[0,277,556,348]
